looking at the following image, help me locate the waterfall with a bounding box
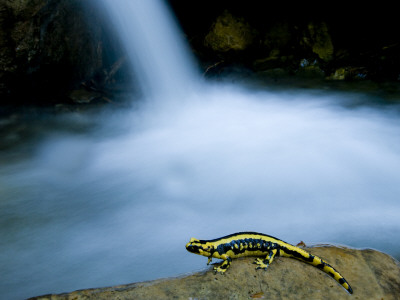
[2,1,400,299]
[101,0,199,98]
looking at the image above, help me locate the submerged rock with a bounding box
[30,245,400,300]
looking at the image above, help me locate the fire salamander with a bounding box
[186,232,353,294]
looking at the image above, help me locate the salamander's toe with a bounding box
[253,258,269,270]
[213,266,227,274]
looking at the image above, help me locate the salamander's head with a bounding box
[186,237,214,257]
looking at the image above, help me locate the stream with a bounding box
[1,0,400,299]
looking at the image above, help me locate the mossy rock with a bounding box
[204,10,256,52]
[302,22,334,62]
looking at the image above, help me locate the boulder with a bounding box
[29,245,400,300]
[302,22,334,62]
[204,10,256,52]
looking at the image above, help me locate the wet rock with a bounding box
[0,0,125,104]
[302,22,334,62]
[30,245,400,300]
[69,88,102,104]
[204,10,256,52]
[297,58,325,78]
[2,1,400,103]
[327,66,369,81]
[263,22,292,52]
[253,50,289,71]
[327,67,347,80]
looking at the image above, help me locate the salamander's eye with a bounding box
[202,245,214,252]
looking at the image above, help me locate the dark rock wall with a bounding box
[169,1,400,81]
[0,0,126,104]
[1,0,399,104]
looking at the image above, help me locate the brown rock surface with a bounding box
[30,245,400,300]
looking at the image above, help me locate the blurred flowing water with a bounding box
[1,0,400,299]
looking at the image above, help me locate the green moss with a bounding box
[306,22,334,61]
[204,10,255,52]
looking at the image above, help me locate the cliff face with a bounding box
[170,1,400,83]
[0,0,125,104]
[1,1,400,103]
[29,245,400,300]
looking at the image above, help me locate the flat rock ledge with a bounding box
[30,245,400,300]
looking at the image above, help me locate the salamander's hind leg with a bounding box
[254,249,278,270]
[214,255,232,274]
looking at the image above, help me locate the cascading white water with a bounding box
[101,0,199,98]
[1,1,400,299]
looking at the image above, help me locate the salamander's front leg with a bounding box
[254,248,278,270]
[213,254,232,274]
[207,256,212,265]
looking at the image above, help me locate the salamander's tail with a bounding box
[280,244,353,294]
[312,256,353,294]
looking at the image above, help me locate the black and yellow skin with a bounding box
[186,232,353,294]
